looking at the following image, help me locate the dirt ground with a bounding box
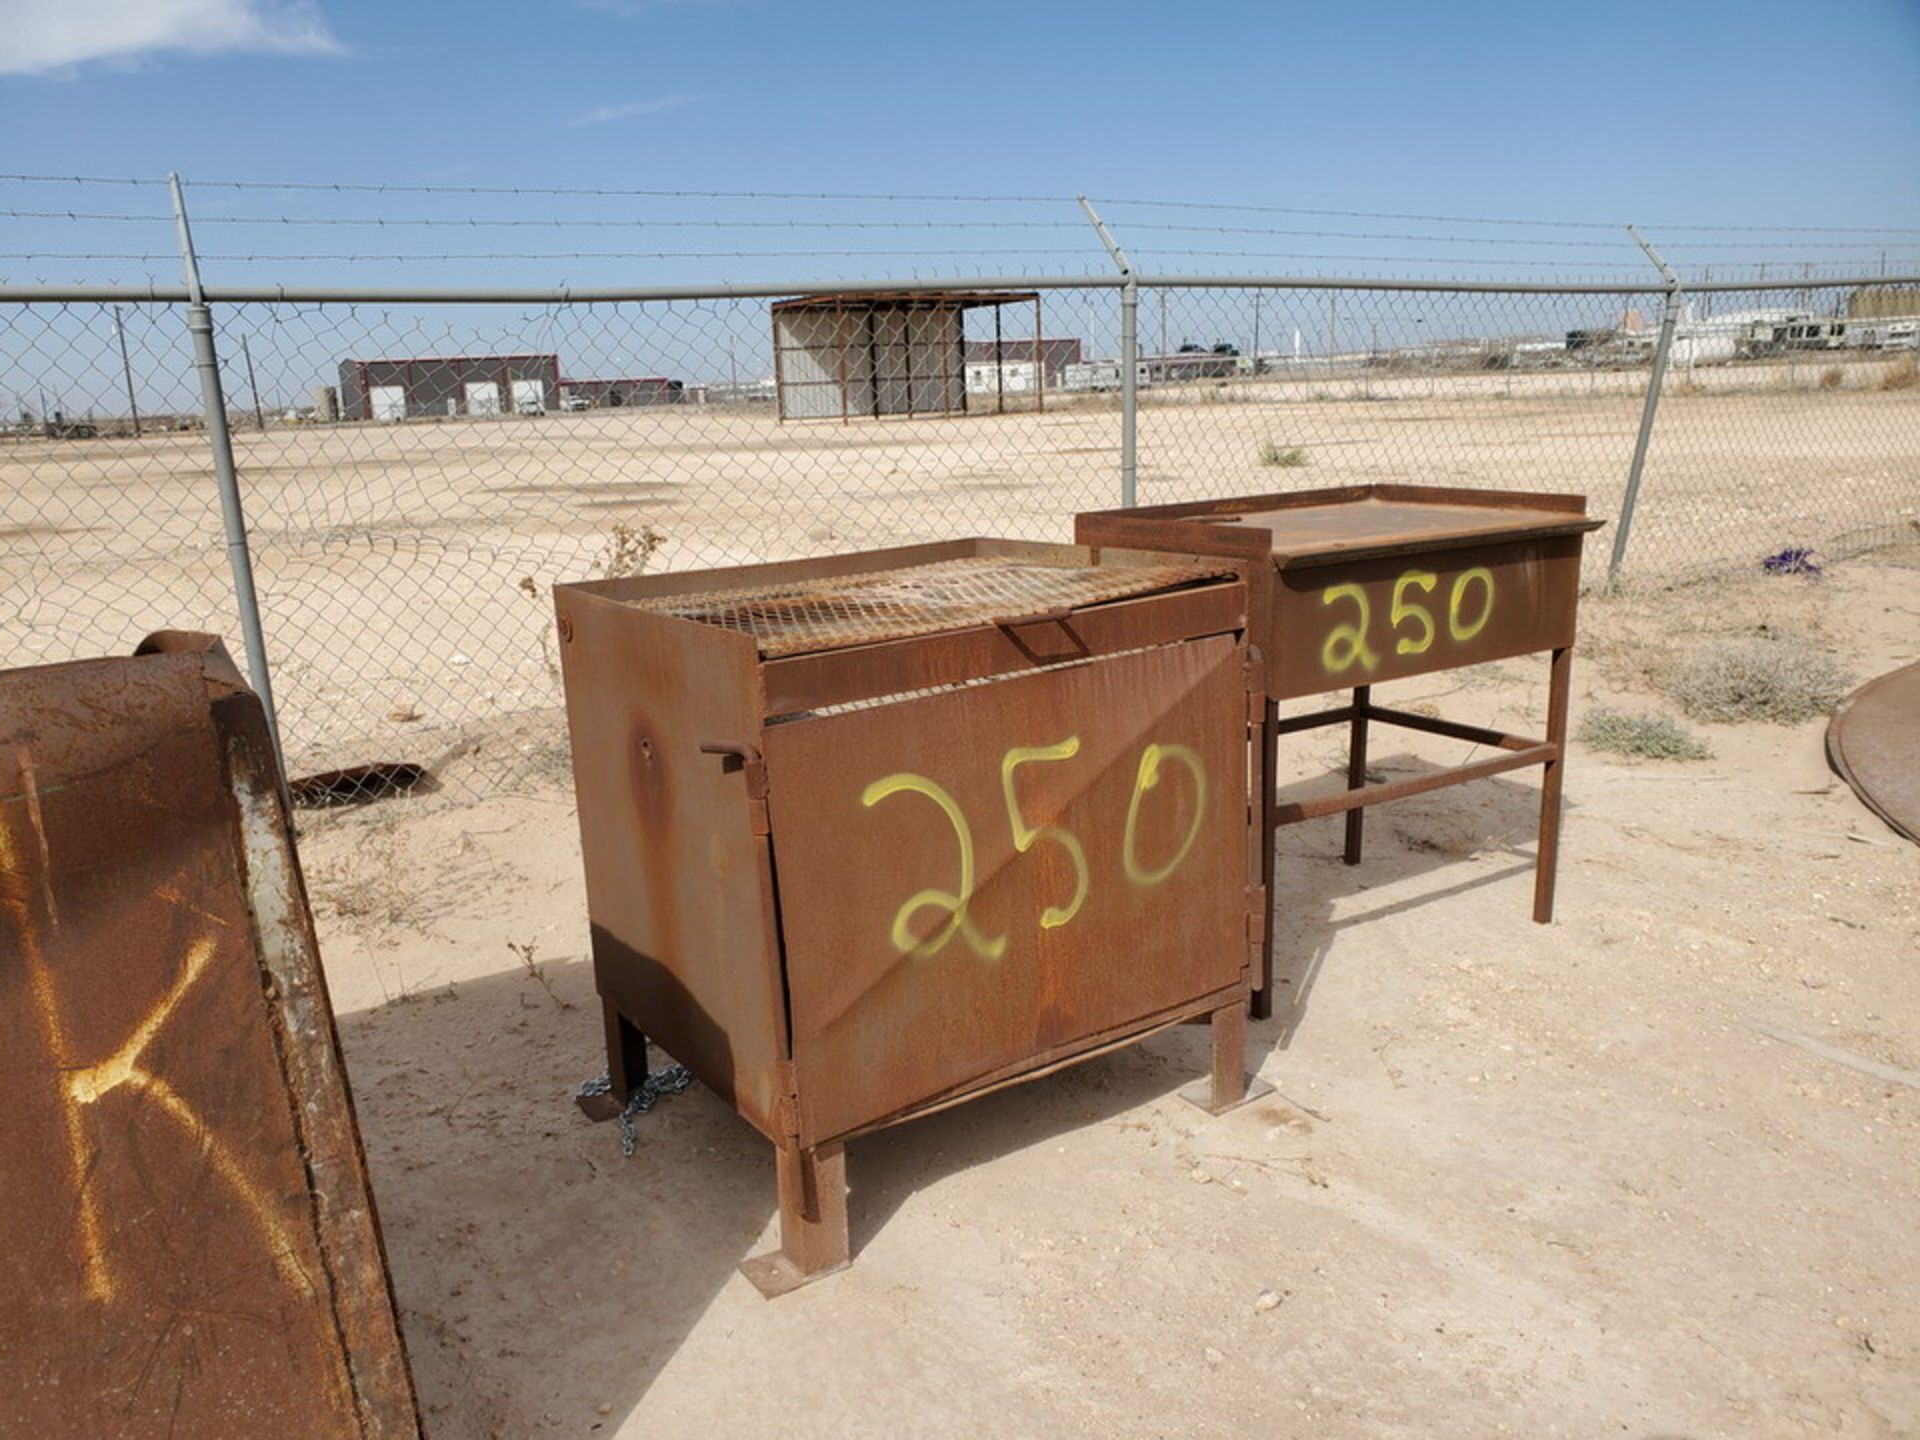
[292,555,1920,1439]
[3,370,1915,782]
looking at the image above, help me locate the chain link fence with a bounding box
[4,275,1916,799]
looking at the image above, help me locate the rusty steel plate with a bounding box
[622,555,1225,657]
[1266,533,1586,699]
[0,635,419,1438]
[1075,485,1601,700]
[762,635,1249,1146]
[1076,483,1604,572]
[1196,493,1601,570]
[1828,661,1920,845]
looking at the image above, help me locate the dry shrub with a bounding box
[1576,706,1712,761]
[596,520,666,579]
[1258,441,1308,467]
[1664,634,1850,724]
[1818,366,1844,390]
[1879,354,1918,391]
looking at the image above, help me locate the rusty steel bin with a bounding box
[556,539,1266,1294]
[1076,484,1605,1017]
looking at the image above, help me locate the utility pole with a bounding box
[241,334,266,431]
[114,306,142,437]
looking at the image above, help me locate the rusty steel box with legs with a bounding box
[1076,484,1605,1018]
[555,538,1269,1295]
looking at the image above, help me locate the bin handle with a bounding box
[699,740,767,799]
[699,740,763,766]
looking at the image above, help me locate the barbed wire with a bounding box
[0,209,1094,231]
[1090,195,1920,236]
[0,175,1079,204]
[9,208,1919,262]
[6,174,1918,239]
[0,247,1109,263]
[0,174,168,187]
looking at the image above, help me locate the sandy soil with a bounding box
[4,372,1915,783]
[291,556,1920,1439]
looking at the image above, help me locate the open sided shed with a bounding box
[772,291,1043,421]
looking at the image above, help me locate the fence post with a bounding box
[1078,197,1138,507]
[169,173,287,772]
[1611,225,1682,582]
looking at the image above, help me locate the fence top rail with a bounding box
[1,272,1916,305]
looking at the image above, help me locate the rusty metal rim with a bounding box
[1827,660,1920,844]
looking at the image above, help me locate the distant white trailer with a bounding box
[965,360,1039,394]
[1060,359,1154,392]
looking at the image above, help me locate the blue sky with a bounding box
[3,0,1919,290]
[3,0,1920,289]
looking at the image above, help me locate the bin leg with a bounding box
[1533,645,1573,924]
[1344,684,1370,866]
[578,1000,649,1121]
[603,1000,649,1106]
[740,1139,850,1298]
[1180,1001,1272,1116]
[1251,698,1277,1021]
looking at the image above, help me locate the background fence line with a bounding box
[5,186,1917,801]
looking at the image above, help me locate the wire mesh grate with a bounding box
[624,555,1228,656]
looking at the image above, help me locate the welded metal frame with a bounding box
[555,538,1266,1296]
[1076,484,1605,1020]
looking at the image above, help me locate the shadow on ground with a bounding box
[1261,751,1553,1052]
[338,954,1224,1438]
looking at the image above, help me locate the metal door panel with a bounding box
[763,635,1247,1146]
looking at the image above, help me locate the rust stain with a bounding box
[628,714,681,964]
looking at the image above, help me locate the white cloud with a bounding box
[1,0,341,77]
[566,95,694,128]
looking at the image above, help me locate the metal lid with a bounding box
[625,555,1229,657]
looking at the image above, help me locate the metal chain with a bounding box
[574,1064,696,1157]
